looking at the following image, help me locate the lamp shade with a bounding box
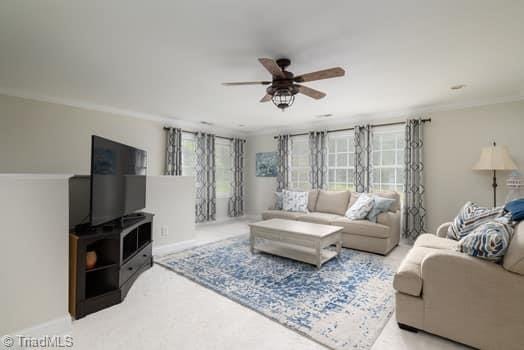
[473,144,517,171]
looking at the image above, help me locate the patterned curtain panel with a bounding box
[309,131,328,189]
[228,138,245,217]
[354,124,372,193]
[195,132,216,223]
[403,118,426,241]
[276,134,290,192]
[165,127,182,176]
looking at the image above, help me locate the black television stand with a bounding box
[120,212,147,225]
[69,213,154,319]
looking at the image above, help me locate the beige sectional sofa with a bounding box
[262,190,401,255]
[394,221,524,350]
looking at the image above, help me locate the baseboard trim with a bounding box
[196,215,253,226]
[153,240,198,256]
[5,315,72,339]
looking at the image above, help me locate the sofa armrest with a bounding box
[435,221,452,238]
[377,210,401,244]
[420,251,524,349]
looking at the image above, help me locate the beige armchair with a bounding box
[393,221,524,350]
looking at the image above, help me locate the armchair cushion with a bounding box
[458,220,513,262]
[503,222,524,275]
[414,233,458,250]
[447,201,503,240]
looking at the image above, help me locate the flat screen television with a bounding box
[90,136,147,226]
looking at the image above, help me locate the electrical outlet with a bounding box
[161,226,169,237]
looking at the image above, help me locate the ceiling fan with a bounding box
[222,58,345,111]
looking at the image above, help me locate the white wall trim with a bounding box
[0,89,245,138]
[152,239,198,256]
[196,215,251,227]
[8,315,72,338]
[244,94,524,136]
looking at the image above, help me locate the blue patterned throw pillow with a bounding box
[447,202,503,240]
[458,221,513,261]
[345,193,374,220]
[282,190,309,212]
[367,195,396,223]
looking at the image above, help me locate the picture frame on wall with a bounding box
[256,152,278,177]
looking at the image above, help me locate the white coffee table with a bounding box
[249,218,343,269]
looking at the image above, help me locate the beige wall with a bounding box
[0,175,70,335]
[0,94,237,222]
[245,134,277,216]
[0,94,165,175]
[245,100,524,233]
[424,100,523,231]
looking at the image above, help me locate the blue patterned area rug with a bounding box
[157,237,396,350]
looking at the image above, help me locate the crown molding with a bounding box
[2,88,522,139]
[0,88,247,138]
[244,93,524,137]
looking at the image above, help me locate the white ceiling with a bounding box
[1,1,523,134]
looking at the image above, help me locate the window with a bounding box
[327,132,355,191]
[289,136,311,190]
[181,133,196,176]
[215,139,233,197]
[372,127,405,192]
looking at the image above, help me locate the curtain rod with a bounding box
[163,127,246,142]
[272,118,432,139]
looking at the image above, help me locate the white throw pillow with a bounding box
[282,190,309,212]
[345,193,374,220]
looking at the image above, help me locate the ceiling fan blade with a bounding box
[296,84,326,99]
[294,67,345,83]
[222,81,271,86]
[258,58,285,78]
[260,94,272,103]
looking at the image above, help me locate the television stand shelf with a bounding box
[69,213,154,319]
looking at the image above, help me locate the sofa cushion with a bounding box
[367,195,396,222]
[394,246,439,296]
[272,192,283,210]
[297,212,342,225]
[331,217,390,238]
[414,234,458,250]
[349,191,401,212]
[345,193,374,220]
[261,210,303,221]
[315,190,351,216]
[282,190,308,212]
[308,189,319,212]
[503,222,524,275]
[458,220,513,262]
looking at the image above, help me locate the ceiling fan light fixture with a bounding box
[271,88,295,111]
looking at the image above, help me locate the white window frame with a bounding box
[289,136,311,191]
[372,126,405,193]
[181,132,196,177]
[215,138,233,198]
[327,132,355,191]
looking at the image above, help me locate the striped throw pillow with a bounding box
[447,202,503,240]
[458,220,513,261]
